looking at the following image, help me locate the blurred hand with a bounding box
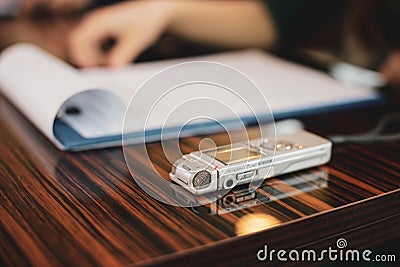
[380,51,400,88]
[68,1,275,68]
[68,1,176,68]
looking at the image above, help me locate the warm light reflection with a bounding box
[235,213,281,236]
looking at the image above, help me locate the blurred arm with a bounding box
[69,0,277,67]
[168,0,277,49]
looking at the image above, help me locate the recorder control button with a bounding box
[237,171,254,180]
[261,140,294,151]
[276,141,293,150]
[182,165,191,171]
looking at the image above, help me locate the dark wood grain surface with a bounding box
[0,92,399,267]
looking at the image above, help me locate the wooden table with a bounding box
[0,89,399,266]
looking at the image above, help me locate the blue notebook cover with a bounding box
[54,94,384,151]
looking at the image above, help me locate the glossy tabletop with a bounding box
[0,91,399,266]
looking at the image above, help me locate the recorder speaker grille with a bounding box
[193,170,211,189]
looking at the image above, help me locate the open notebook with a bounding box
[0,43,381,151]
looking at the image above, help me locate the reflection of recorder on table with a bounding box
[172,168,329,215]
[169,131,332,195]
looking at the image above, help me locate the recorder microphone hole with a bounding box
[192,170,211,189]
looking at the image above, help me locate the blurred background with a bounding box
[0,0,400,65]
[1,0,400,90]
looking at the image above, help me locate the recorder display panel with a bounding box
[205,146,263,165]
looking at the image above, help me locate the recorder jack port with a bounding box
[223,175,236,189]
